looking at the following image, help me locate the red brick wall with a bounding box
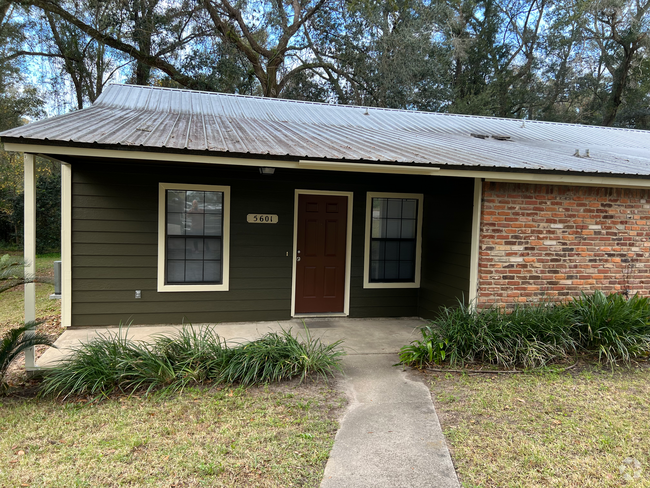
[478,182,650,306]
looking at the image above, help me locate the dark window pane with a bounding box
[384,261,399,280]
[186,191,204,212]
[167,237,185,260]
[386,219,401,238]
[186,212,204,235]
[370,260,384,280]
[400,241,415,261]
[185,238,203,259]
[167,212,185,235]
[204,214,222,236]
[204,191,223,213]
[371,241,382,260]
[185,261,203,282]
[168,260,185,283]
[167,191,185,213]
[387,199,402,218]
[204,238,221,260]
[399,261,415,280]
[402,200,417,219]
[204,261,221,282]
[401,219,416,239]
[385,241,399,260]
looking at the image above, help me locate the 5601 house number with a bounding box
[247,214,278,224]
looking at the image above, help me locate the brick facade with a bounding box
[478,182,650,306]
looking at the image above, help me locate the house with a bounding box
[2,84,649,336]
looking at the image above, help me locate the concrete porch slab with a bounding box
[36,317,425,369]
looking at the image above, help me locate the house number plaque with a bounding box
[247,214,278,224]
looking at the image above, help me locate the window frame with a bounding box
[363,192,423,289]
[157,182,231,292]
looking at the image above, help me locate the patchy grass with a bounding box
[0,253,61,335]
[429,365,650,487]
[0,381,344,487]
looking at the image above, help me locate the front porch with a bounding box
[36,316,426,369]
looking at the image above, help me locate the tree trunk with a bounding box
[602,47,635,126]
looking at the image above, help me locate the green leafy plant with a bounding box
[1,322,55,390]
[399,326,447,367]
[41,325,345,400]
[432,300,577,368]
[400,292,650,370]
[220,328,345,386]
[568,291,650,364]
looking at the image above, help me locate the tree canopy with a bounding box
[0,0,648,127]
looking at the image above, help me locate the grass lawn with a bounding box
[429,366,650,487]
[0,382,344,487]
[0,253,62,335]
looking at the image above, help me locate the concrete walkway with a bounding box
[38,317,459,487]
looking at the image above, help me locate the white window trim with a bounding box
[363,192,424,289]
[157,182,230,292]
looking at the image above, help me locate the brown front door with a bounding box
[295,194,348,313]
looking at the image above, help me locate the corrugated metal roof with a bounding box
[2,83,650,176]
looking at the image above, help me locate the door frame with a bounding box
[291,189,354,317]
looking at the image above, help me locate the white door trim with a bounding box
[291,190,354,317]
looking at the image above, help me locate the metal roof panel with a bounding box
[2,83,650,177]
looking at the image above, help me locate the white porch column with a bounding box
[24,153,36,369]
[468,178,483,306]
[61,162,72,327]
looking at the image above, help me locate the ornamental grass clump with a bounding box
[41,325,344,399]
[567,291,650,364]
[432,301,577,368]
[400,291,650,370]
[221,329,344,386]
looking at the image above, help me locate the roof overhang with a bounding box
[5,141,650,189]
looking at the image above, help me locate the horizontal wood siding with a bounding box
[68,157,472,326]
[418,179,474,319]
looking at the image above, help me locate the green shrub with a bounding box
[400,292,650,370]
[221,328,344,386]
[41,326,344,399]
[398,326,447,367]
[436,301,577,368]
[568,291,650,364]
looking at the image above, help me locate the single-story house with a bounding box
[2,84,649,336]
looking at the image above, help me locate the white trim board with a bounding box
[157,183,231,292]
[363,192,424,289]
[23,154,36,368]
[5,143,650,189]
[468,179,483,305]
[61,163,72,327]
[291,190,354,317]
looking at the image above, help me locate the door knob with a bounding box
[297,256,301,261]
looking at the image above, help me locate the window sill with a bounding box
[363,281,420,289]
[157,283,229,292]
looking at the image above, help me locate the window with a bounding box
[157,183,230,292]
[363,192,423,289]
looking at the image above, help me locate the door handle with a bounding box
[297,256,301,261]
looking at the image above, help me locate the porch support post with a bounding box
[24,153,36,369]
[61,162,72,327]
[468,178,483,307]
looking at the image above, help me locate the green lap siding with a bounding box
[65,157,472,326]
[418,178,474,319]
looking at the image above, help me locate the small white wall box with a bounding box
[135,290,142,299]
